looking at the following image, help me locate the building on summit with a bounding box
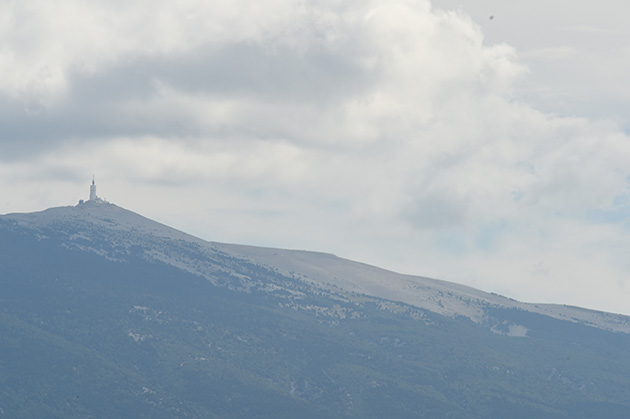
[90,176,98,201]
[78,176,107,205]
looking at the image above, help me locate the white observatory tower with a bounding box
[89,176,97,201]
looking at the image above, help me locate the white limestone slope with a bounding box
[217,244,630,333]
[3,201,630,333]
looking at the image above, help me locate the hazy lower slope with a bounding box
[2,201,630,418]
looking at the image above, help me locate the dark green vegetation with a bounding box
[1,215,630,418]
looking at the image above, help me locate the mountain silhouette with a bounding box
[1,200,630,418]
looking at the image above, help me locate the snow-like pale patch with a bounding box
[507,324,529,337]
[259,283,305,298]
[490,323,529,338]
[278,301,363,320]
[127,330,152,342]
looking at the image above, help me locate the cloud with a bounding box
[2,0,630,314]
[0,0,523,152]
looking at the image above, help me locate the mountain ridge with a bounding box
[3,199,630,418]
[3,200,629,334]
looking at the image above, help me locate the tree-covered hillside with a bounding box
[1,211,630,418]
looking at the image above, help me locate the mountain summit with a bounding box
[2,201,630,417]
[6,200,629,334]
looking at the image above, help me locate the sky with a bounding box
[2,0,630,315]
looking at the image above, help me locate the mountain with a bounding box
[1,200,630,418]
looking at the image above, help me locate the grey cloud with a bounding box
[68,42,373,103]
[153,43,374,101]
[0,42,376,159]
[403,190,470,230]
